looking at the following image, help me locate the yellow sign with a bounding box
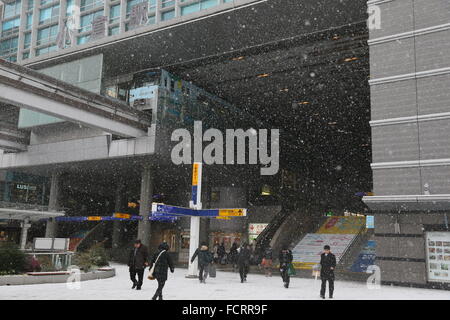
[192,163,199,186]
[216,217,232,220]
[87,216,102,221]
[219,209,246,217]
[114,213,131,219]
[317,216,365,234]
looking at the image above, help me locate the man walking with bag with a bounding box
[149,242,174,300]
[320,245,336,299]
[279,245,293,288]
[128,239,149,290]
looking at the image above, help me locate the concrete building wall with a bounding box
[367,0,450,287]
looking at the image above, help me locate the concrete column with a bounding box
[112,183,124,251]
[20,218,31,250]
[137,165,153,248]
[45,172,61,238]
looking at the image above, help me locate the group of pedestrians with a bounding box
[127,239,174,300]
[128,239,336,299]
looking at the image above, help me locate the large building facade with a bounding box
[364,0,450,288]
[0,0,240,63]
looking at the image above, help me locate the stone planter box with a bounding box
[0,267,115,286]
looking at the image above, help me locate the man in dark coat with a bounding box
[279,245,293,288]
[150,242,174,300]
[320,245,336,299]
[218,243,226,265]
[128,239,149,290]
[229,242,239,271]
[191,242,213,283]
[237,243,251,283]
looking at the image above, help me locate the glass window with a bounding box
[80,10,104,32]
[40,0,56,5]
[2,17,21,35]
[80,0,104,12]
[161,9,174,21]
[161,0,174,8]
[77,34,90,44]
[109,4,120,23]
[22,51,30,59]
[66,0,75,16]
[181,0,219,16]
[0,37,19,57]
[27,0,34,10]
[108,25,119,36]
[35,44,56,56]
[36,24,58,46]
[4,1,22,19]
[24,32,32,48]
[39,4,59,25]
[25,13,33,30]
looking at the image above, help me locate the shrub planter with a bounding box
[0,267,115,286]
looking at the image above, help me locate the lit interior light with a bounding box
[344,57,358,62]
[257,73,270,78]
[232,56,245,61]
[298,101,309,105]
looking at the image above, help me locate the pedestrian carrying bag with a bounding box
[147,250,166,280]
[287,263,296,276]
[209,264,216,278]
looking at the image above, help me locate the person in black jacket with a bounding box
[127,239,149,290]
[237,243,251,283]
[218,243,226,265]
[150,242,174,300]
[229,242,239,271]
[279,245,293,288]
[320,245,336,299]
[191,242,213,283]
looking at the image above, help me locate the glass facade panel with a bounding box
[37,24,58,46]
[0,37,18,56]
[2,17,20,36]
[161,9,174,21]
[80,0,104,12]
[39,4,59,25]
[4,1,22,19]
[24,32,31,48]
[80,9,104,32]
[109,4,120,23]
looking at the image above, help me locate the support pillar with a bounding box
[112,183,124,254]
[137,165,153,248]
[45,172,60,238]
[20,218,30,250]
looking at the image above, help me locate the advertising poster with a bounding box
[292,233,357,268]
[426,232,450,283]
[317,216,365,234]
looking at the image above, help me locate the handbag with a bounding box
[287,263,296,276]
[147,250,166,280]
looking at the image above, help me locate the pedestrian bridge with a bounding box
[0,58,150,139]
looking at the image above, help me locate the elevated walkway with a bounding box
[0,59,149,139]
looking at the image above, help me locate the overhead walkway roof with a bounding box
[0,59,149,138]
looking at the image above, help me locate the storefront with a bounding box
[209,232,242,251]
[2,171,48,205]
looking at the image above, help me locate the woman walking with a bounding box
[149,242,174,300]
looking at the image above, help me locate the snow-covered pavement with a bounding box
[0,264,449,300]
